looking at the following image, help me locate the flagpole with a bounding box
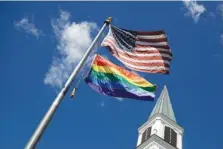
[24,17,112,149]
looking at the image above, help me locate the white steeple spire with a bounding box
[149,85,176,122]
[136,85,184,149]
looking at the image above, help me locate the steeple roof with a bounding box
[149,85,176,122]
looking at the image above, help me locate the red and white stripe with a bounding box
[101,27,172,74]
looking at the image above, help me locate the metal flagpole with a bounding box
[24,17,112,149]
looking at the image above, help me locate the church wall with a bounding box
[151,119,164,139]
[177,133,182,149]
[145,144,160,149]
[137,133,142,146]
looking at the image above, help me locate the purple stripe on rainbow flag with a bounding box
[86,81,155,101]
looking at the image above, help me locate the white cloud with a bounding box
[183,0,206,23]
[218,3,223,19]
[209,12,216,19]
[44,10,98,88]
[221,34,223,45]
[100,101,105,107]
[14,18,42,38]
[115,97,124,102]
[217,4,223,46]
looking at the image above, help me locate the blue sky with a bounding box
[1,1,223,149]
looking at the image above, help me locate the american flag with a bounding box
[101,25,172,74]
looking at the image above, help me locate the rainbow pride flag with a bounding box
[85,55,157,101]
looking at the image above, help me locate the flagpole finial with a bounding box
[104,17,112,24]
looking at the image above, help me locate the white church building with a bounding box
[136,85,184,149]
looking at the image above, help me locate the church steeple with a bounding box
[149,85,176,122]
[136,85,184,149]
